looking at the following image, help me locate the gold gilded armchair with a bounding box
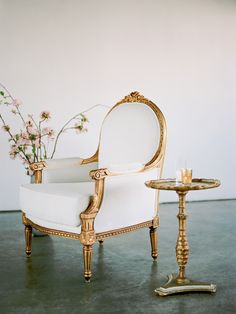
[20,92,167,281]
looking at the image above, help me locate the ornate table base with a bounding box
[155,273,216,296]
[145,179,220,297]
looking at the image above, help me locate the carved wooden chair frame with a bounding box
[22,91,167,281]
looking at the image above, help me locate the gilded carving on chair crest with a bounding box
[116,91,153,106]
[121,91,147,103]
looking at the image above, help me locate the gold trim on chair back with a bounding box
[113,91,167,171]
[81,91,166,170]
[96,91,167,172]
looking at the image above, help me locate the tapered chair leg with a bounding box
[83,244,93,282]
[98,240,104,244]
[25,225,32,257]
[149,226,158,260]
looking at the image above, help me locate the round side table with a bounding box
[145,178,221,296]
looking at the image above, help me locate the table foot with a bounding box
[155,273,217,296]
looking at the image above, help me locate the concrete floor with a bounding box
[0,200,236,314]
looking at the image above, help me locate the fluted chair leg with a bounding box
[25,225,32,257]
[83,244,93,282]
[149,226,158,260]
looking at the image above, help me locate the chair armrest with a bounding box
[45,157,83,170]
[30,158,98,183]
[90,163,144,180]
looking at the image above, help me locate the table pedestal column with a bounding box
[155,191,217,296]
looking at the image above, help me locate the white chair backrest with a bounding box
[98,101,162,169]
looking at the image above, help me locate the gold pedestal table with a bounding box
[145,178,221,296]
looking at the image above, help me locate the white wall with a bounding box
[0,0,236,210]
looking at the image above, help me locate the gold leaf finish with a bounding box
[146,178,220,296]
[29,161,46,172]
[175,192,189,283]
[145,178,221,191]
[22,92,166,281]
[90,168,110,180]
[149,226,158,259]
[114,91,167,171]
[30,161,47,184]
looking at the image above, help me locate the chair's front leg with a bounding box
[25,225,32,257]
[80,178,105,281]
[83,244,93,282]
[149,226,158,260]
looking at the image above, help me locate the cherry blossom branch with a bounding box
[50,104,109,159]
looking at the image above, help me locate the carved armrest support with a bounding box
[29,161,47,172]
[29,161,47,184]
[89,168,110,180]
[80,212,97,245]
[80,179,105,245]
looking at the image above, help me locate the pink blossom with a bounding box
[40,111,51,120]
[42,127,51,135]
[42,127,55,138]
[25,120,33,128]
[9,146,17,159]
[34,139,40,148]
[9,153,16,160]
[17,136,30,146]
[12,99,22,107]
[16,138,25,146]
[10,145,18,153]
[27,127,38,136]
[21,132,29,139]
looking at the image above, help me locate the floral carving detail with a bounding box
[117,91,153,105]
[152,216,160,228]
[29,161,47,172]
[90,168,109,180]
[80,231,96,245]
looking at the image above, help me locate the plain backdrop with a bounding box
[0,0,236,210]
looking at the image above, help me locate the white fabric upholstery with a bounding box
[43,158,98,183]
[107,162,144,174]
[45,157,83,169]
[94,168,159,233]
[20,99,163,242]
[20,182,94,227]
[26,214,82,234]
[99,103,160,168]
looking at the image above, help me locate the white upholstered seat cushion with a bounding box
[20,182,94,228]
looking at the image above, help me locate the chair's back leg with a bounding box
[25,225,32,257]
[149,226,158,260]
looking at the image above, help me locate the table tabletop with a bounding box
[145,178,221,192]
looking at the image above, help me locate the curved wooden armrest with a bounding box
[89,165,147,180]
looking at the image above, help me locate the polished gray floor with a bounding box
[0,200,236,314]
